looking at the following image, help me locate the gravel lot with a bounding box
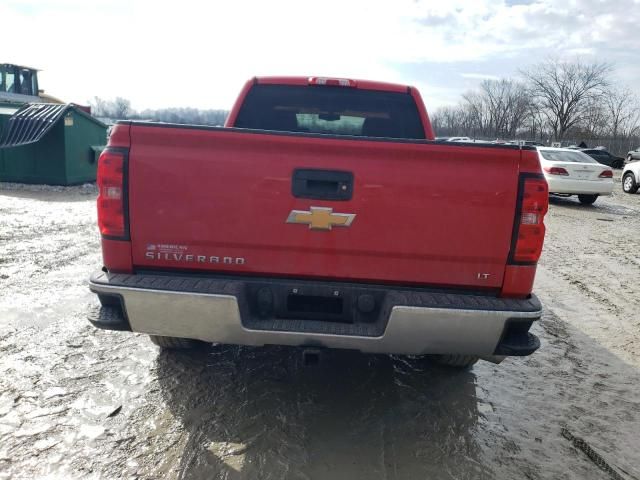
[1,176,639,480]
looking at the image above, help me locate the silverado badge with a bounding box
[286,207,356,231]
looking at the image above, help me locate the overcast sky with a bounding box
[3,0,639,112]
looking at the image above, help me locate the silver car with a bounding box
[626,147,640,165]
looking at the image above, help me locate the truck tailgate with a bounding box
[128,125,520,289]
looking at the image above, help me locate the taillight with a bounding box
[543,166,569,175]
[512,177,548,263]
[97,148,128,239]
[599,170,613,178]
[308,77,355,87]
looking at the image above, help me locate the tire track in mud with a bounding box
[540,185,640,366]
[2,312,640,479]
[166,346,310,480]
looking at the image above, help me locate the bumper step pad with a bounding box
[88,304,130,331]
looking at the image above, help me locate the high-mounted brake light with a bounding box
[543,166,569,176]
[97,148,128,239]
[308,77,356,87]
[599,170,613,178]
[512,177,548,263]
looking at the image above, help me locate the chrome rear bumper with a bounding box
[89,271,542,357]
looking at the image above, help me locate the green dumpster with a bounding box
[0,103,107,185]
[0,101,21,172]
[0,102,19,130]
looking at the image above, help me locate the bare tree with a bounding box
[504,84,532,138]
[430,60,638,154]
[579,98,609,138]
[603,86,640,139]
[478,80,510,137]
[459,80,531,138]
[87,96,229,125]
[522,103,543,141]
[112,97,131,119]
[88,96,131,119]
[461,90,489,136]
[132,107,229,126]
[89,96,110,117]
[431,105,472,137]
[521,59,612,140]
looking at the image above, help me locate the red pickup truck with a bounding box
[88,76,548,368]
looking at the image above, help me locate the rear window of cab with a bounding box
[234,84,425,139]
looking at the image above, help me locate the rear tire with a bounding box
[578,194,598,205]
[623,172,639,194]
[430,354,479,368]
[149,335,202,350]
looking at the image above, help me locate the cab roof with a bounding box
[1,63,40,71]
[254,76,411,93]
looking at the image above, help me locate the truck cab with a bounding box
[0,64,40,103]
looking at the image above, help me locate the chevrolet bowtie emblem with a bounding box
[286,207,356,231]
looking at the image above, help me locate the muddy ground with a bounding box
[1,176,639,480]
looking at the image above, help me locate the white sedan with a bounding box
[537,147,614,205]
[622,160,640,194]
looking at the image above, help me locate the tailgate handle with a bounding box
[292,169,353,201]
